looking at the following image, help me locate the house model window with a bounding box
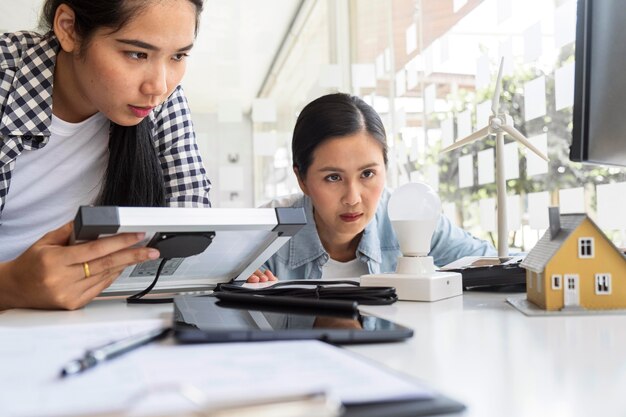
[566,276,577,290]
[551,274,562,290]
[595,273,612,295]
[578,237,594,258]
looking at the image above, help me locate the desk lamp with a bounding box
[360,183,462,301]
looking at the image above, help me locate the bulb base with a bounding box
[361,256,462,302]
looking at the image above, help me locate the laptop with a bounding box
[173,294,414,344]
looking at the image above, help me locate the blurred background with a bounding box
[3,0,625,251]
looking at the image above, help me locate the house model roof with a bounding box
[520,211,625,273]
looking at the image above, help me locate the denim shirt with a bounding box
[262,190,497,280]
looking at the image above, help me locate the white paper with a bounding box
[352,63,376,88]
[555,62,575,111]
[476,55,491,91]
[424,84,436,114]
[219,166,245,191]
[376,53,386,79]
[504,142,520,180]
[528,191,550,230]
[406,23,417,55]
[554,1,577,49]
[458,154,474,188]
[442,202,459,226]
[252,98,277,123]
[217,100,242,123]
[497,0,512,24]
[395,106,407,130]
[479,198,496,232]
[525,134,549,176]
[478,148,495,185]
[396,69,406,97]
[523,21,543,63]
[476,100,491,128]
[596,182,626,230]
[441,117,454,149]
[559,187,585,214]
[406,58,419,90]
[524,76,547,122]
[253,132,278,157]
[319,64,342,88]
[384,48,392,73]
[507,194,521,231]
[456,109,472,140]
[0,324,432,417]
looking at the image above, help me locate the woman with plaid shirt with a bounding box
[0,0,211,310]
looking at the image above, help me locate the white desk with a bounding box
[2,291,625,417]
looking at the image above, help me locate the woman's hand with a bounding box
[0,222,160,311]
[246,269,278,283]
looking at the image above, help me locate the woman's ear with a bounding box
[294,167,309,196]
[53,4,79,53]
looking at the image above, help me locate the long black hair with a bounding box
[40,0,204,207]
[292,93,388,179]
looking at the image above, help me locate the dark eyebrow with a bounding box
[317,162,381,173]
[116,39,194,52]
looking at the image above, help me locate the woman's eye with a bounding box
[172,53,189,62]
[362,170,375,178]
[127,51,148,60]
[325,174,341,182]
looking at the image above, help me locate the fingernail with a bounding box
[148,249,160,259]
[136,233,146,240]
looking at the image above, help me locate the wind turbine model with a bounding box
[440,57,549,258]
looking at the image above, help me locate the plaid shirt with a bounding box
[0,31,211,217]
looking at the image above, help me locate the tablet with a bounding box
[71,206,306,296]
[173,294,414,344]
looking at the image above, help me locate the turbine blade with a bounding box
[440,125,490,154]
[501,124,550,162]
[491,57,504,116]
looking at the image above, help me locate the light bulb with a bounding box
[388,182,441,257]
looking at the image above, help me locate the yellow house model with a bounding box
[520,207,626,311]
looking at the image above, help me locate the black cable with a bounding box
[215,280,398,305]
[126,258,173,304]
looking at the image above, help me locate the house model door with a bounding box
[564,274,580,307]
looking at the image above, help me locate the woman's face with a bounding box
[55,0,196,124]
[298,131,387,244]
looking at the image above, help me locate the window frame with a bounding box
[594,273,612,295]
[578,237,595,259]
[551,274,562,290]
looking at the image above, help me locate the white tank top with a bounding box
[0,112,109,261]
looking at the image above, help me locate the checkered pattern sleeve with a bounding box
[150,86,211,208]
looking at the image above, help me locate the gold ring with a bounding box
[83,262,91,278]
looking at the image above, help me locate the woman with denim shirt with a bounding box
[248,93,495,283]
[0,0,210,310]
